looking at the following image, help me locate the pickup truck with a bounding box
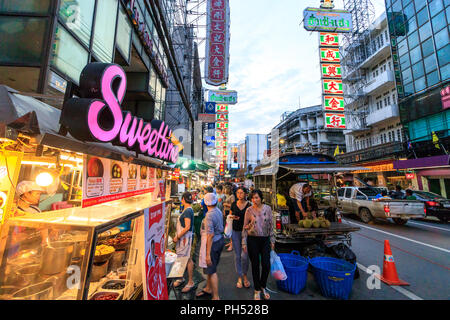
[334,187,426,225]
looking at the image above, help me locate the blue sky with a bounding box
[220,0,386,143]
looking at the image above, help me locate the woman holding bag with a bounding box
[242,190,275,300]
[229,186,251,289]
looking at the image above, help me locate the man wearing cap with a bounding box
[196,192,224,300]
[15,181,46,214]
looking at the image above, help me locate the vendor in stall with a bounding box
[15,181,46,214]
[288,180,313,222]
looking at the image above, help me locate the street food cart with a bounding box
[0,63,181,300]
[254,153,366,248]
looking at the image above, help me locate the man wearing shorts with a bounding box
[196,193,224,300]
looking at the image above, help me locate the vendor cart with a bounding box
[254,152,367,250]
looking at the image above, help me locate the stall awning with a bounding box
[394,155,450,170]
[279,164,369,173]
[175,157,214,171]
[0,85,172,169]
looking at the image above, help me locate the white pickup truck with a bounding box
[334,187,426,225]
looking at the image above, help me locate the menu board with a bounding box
[82,155,157,208]
[143,202,169,300]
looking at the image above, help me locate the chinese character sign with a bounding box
[319,33,339,46]
[324,96,345,111]
[321,63,342,78]
[205,0,230,86]
[323,79,343,94]
[325,113,346,129]
[320,48,340,62]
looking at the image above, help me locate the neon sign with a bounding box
[60,63,180,163]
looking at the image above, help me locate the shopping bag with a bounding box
[224,215,233,238]
[270,250,287,281]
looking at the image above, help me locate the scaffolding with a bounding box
[341,0,375,146]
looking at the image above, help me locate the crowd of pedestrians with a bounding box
[172,182,275,300]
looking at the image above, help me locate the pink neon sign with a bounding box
[61,63,180,163]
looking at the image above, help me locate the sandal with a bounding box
[243,279,251,288]
[173,279,184,288]
[236,279,243,288]
[181,283,195,293]
[254,291,261,300]
[262,288,270,300]
[196,289,212,298]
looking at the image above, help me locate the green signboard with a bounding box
[303,7,352,33]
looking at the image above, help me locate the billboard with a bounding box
[325,113,346,129]
[205,0,230,86]
[208,90,238,104]
[303,7,352,33]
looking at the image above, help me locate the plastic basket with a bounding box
[309,257,356,300]
[276,251,309,294]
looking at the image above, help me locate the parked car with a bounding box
[331,187,425,225]
[412,191,450,223]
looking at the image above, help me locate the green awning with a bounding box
[175,157,214,171]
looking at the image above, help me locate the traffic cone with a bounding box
[378,240,409,286]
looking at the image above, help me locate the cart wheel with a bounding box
[359,208,373,224]
[392,218,408,225]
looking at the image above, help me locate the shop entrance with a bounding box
[428,178,442,196]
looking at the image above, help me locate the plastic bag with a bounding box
[270,250,287,281]
[224,215,233,238]
[327,243,360,279]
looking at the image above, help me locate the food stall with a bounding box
[0,63,182,300]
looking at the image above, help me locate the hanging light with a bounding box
[36,172,54,187]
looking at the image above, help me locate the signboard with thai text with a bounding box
[208,90,237,104]
[303,7,352,33]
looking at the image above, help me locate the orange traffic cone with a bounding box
[378,240,409,286]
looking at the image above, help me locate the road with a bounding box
[173,217,449,300]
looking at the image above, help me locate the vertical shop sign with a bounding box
[143,203,168,300]
[205,0,230,86]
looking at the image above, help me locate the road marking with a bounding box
[344,220,450,254]
[357,263,423,300]
[408,221,450,232]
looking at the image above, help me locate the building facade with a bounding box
[386,0,450,196]
[339,12,407,187]
[272,105,346,156]
[0,0,193,135]
[245,134,268,174]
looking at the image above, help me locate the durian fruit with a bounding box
[318,216,325,221]
[303,219,313,228]
[312,219,321,228]
[320,221,328,228]
[298,220,304,227]
[325,220,331,227]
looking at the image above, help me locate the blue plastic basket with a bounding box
[309,257,356,300]
[276,251,309,294]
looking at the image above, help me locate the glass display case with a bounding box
[0,193,162,300]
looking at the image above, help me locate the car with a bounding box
[412,191,450,223]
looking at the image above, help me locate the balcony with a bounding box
[359,41,391,70]
[366,104,399,126]
[336,141,404,164]
[364,70,395,95]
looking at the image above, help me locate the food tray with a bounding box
[90,290,123,301]
[101,280,128,293]
[93,251,114,264]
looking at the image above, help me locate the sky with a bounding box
[212,0,387,144]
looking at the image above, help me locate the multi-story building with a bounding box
[245,134,268,174]
[339,12,407,187]
[0,0,194,144]
[386,0,450,196]
[272,105,346,156]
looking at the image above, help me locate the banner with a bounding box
[82,155,156,208]
[205,0,230,86]
[143,202,169,300]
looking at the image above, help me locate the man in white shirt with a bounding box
[289,182,312,222]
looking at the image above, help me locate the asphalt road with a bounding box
[172,218,449,300]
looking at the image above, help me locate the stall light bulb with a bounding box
[182,161,189,169]
[36,172,54,187]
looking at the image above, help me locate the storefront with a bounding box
[0,63,182,300]
[394,155,450,198]
[351,160,410,189]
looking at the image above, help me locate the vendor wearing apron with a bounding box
[173,192,195,292]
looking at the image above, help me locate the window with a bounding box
[414,76,426,92]
[388,131,392,141]
[424,54,438,74]
[416,7,429,27]
[403,1,415,19]
[0,66,40,92]
[0,0,51,14]
[414,0,426,11]
[51,24,89,83]
[441,62,450,81]
[410,45,422,65]
[116,4,132,60]
[397,129,402,141]
[404,82,415,96]
[419,22,432,41]
[407,31,420,49]
[412,61,425,79]
[59,0,95,47]
[402,67,413,83]
[427,70,440,86]
[0,16,48,64]
[432,12,447,37]
[345,188,352,198]
[435,27,449,50]
[338,189,345,197]
[421,37,435,57]
[92,0,118,62]
[437,44,450,67]
[400,52,411,69]
[429,0,444,17]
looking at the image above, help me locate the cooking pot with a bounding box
[41,241,74,275]
[11,281,54,300]
[15,264,41,286]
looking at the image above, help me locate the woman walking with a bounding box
[242,190,275,300]
[229,187,251,288]
[223,185,236,251]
